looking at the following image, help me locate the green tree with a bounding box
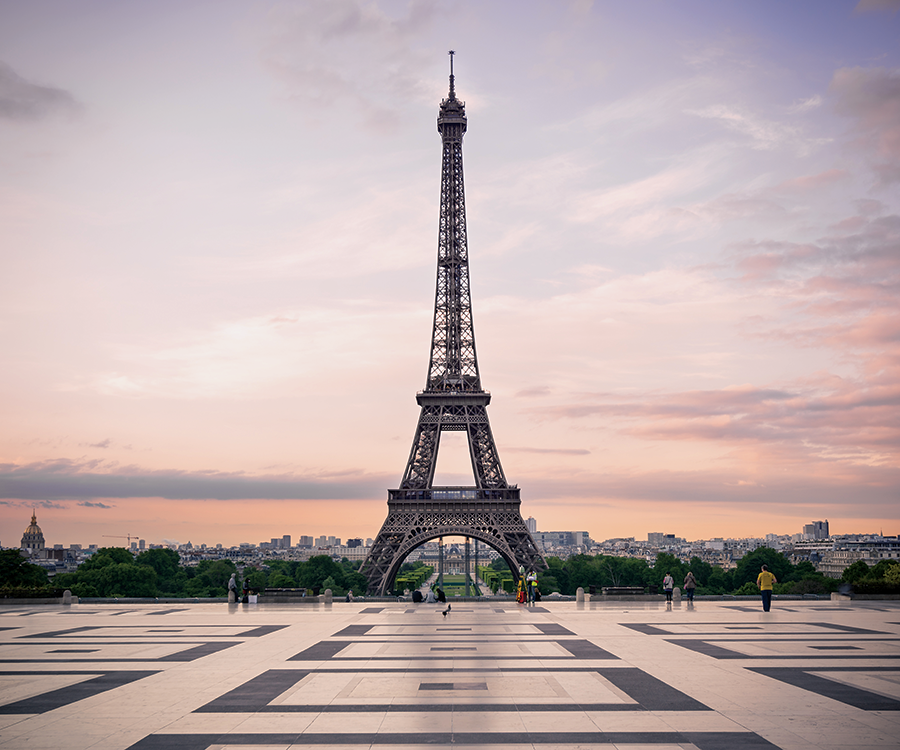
[244,568,268,592]
[136,549,180,582]
[298,556,343,593]
[99,563,157,597]
[706,567,733,594]
[841,560,869,583]
[790,561,818,581]
[884,563,900,587]
[196,560,237,591]
[0,550,50,587]
[268,572,295,588]
[732,548,792,589]
[79,547,135,571]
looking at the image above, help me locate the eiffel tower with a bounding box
[361,53,546,596]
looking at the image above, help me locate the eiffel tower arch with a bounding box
[361,54,546,596]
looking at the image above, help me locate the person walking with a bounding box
[662,572,674,604]
[756,564,777,612]
[526,570,538,605]
[683,571,697,603]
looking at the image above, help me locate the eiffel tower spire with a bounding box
[361,55,545,596]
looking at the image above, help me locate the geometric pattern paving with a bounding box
[0,601,897,749]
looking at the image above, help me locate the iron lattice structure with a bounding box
[361,56,546,595]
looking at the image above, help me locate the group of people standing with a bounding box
[661,571,697,605]
[516,568,540,605]
[661,565,778,611]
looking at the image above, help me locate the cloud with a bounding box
[84,439,112,449]
[830,66,900,184]
[0,458,392,501]
[78,500,114,509]
[0,61,80,121]
[506,446,591,456]
[687,103,815,152]
[259,0,440,132]
[854,0,900,12]
[523,463,900,519]
[77,299,422,400]
[771,169,849,194]
[787,95,823,114]
[515,386,552,398]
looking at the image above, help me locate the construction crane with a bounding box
[102,534,140,547]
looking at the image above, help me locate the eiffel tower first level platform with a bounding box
[361,54,546,595]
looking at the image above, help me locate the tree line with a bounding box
[535,548,892,596]
[2,546,898,598]
[0,548,367,598]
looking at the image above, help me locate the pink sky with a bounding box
[1,0,899,549]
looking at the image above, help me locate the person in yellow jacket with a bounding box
[756,564,777,611]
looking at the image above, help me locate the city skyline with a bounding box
[2,1,899,548]
[5,506,878,553]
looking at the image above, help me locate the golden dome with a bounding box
[24,511,42,536]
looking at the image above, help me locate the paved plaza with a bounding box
[0,598,898,750]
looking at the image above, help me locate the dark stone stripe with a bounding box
[238,625,289,637]
[268,666,639,673]
[419,682,486,690]
[598,667,709,711]
[667,639,900,660]
[288,641,352,661]
[19,626,95,639]
[749,667,900,710]
[620,623,668,635]
[667,639,743,659]
[125,730,770,747]
[228,702,647,713]
[48,649,98,653]
[195,670,308,711]
[126,735,222,750]
[815,621,888,635]
[359,608,384,613]
[332,625,373,637]
[303,655,619,661]
[685,730,781,749]
[158,641,239,661]
[0,670,158,714]
[535,623,574,635]
[557,639,616,659]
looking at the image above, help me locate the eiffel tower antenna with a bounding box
[448,50,456,98]
[361,57,546,596]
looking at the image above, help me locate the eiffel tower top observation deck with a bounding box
[360,54,545,595]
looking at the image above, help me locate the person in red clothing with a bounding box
[756,564,777,611]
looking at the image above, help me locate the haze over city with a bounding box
[2,0,899,549]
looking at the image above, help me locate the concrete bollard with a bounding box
[576,587,585,603]
[62,590,72,605]
[673,587,681,603]
[322,588,333,606]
